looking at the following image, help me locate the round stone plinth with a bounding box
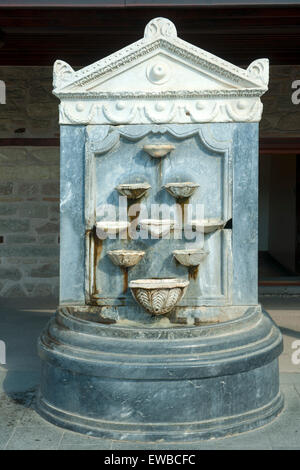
[37,305,283,442]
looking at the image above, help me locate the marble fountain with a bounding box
[37,17,283,442]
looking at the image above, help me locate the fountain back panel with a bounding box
[83,124,236,325]
[37,17,283,441]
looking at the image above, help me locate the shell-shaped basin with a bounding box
[107,249,145,268]
[143,144,175,158]
[129,278,189,315]
[115,183,151,200]
[139,219,175,238]
[190,219,225,234]
[96,221,130,237]
[164,182,199,199]
[173,249,209,267]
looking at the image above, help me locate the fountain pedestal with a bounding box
[38,305,282,441]
[37,17,283,441]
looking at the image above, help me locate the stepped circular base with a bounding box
[37,305,283,442]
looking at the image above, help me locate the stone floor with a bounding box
[0,296,300,450]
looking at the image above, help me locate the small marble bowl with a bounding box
[143,144,175,158]
[139,219,175,238]
[96,221,129,238]
[129,278,189,315]
[189,219,225,234]
[173,249,209,267]
[115,183,151,199]
[107,249,145,268]
[164,182,199,199]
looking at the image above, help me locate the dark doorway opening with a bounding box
[258,153,300,287]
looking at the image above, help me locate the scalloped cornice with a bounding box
[53,17,269,124]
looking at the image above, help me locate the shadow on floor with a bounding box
[260,296,300,311]
[279,327,300,340]
[0,297,55,398]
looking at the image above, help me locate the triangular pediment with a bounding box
[53,18,269,125]
[53,17,268,97]
[67,52,245,95]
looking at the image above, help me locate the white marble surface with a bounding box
[53,17,269,125]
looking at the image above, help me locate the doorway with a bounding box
[258,153,300,292]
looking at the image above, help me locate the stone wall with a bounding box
[0,146,59,298]
[0,64,299,298]
[261,65,300,137]
[0,67,60,298]
[0,67,58,138]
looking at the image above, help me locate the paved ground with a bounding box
[0,296,300,450]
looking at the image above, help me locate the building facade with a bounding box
[0,2,300,298]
